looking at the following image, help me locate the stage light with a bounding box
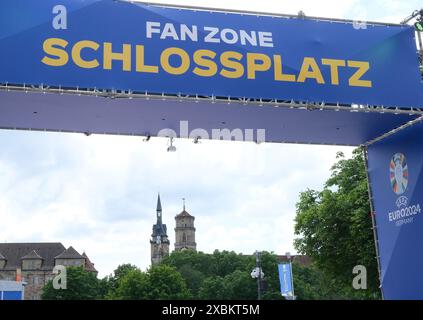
[167,137,176,152]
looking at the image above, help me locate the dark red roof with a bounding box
[175,210,194,218]
[277,255,312,266]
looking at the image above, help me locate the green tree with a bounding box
[294,148,380,299]
[114,269,151,299]
[198,276,227,300]
[148,264,191,299]
[164,249,286,299]
[112,264,190,300]
[42,266,100,300]
[177,264,206,297]
[224,270,257,300]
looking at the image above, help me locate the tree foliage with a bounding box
[42,266,101,300]
[111,264,190,299]
[294,148,380,299]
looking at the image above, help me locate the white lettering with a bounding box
[240,30,258,46]
[146,21,161,38]
[258,32,274,47]
[180,24,198,42]
[221,28,239,44]
[204,27,220,43]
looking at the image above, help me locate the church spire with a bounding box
[151,193,169,265]
[182,198,186,211]
[157,193,162,213]
[156,193,162,224]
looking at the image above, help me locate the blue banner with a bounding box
[278,263,294,297]
[367,121,423,300]
[1,0,423,108]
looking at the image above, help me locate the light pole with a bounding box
[251,251,264,300]
[286,252,296,300]
[256,251,262,300]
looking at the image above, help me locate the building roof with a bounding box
[21,249,43,260]
[0,243,66,271]
[54,246,84,259]
[175,210,194,218]
[277,255,312,267]
[82,252,98,273]
[152,223,168,237]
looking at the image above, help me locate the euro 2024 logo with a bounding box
[390,153,408,206]
[388,153,421,225]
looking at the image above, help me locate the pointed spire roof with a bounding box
[55,246,84,259]
[21,249,43,260]
[156,193,162,212]
[176,198,194,218]
[176,210,193,218]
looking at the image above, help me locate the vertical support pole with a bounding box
[290,260,296,300]
[417,31,423,51]
[363,146,384,300]
[256,251,262,300]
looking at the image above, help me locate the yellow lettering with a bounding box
[321,59,345,85]
[348,61,372,88]
[193,50,217,77]
[103,42,131,71]
[220,51,244,79]
[274,55,296,82]
[247,53,271,79]
[160,47,190,75]
[135,45,158,73]
[71,40,100,69]
[41,38,69,67]
[297,57,325,84]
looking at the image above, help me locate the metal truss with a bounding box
[2,83,423,117]
[122,0,405,28]
[363,115,423,147]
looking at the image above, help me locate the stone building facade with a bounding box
[150,194,170,265]
[150,195,197,265]
[174,206,197,251]
[0,243,97,300]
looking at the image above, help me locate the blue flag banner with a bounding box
[367,121,423,300]
[278,263,293,297]
[1,0,423,108]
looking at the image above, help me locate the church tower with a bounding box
[150,194,170,265]
[174,199,197,251]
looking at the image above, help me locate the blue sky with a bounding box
[0,0,421,277]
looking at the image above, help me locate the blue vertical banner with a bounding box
[367,121,423,300]
[278,263,294,297]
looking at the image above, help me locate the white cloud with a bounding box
[0,130,352,277]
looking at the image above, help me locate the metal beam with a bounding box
[122,0,407,28]
[2,84,423,117]
[363,116,423,147]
